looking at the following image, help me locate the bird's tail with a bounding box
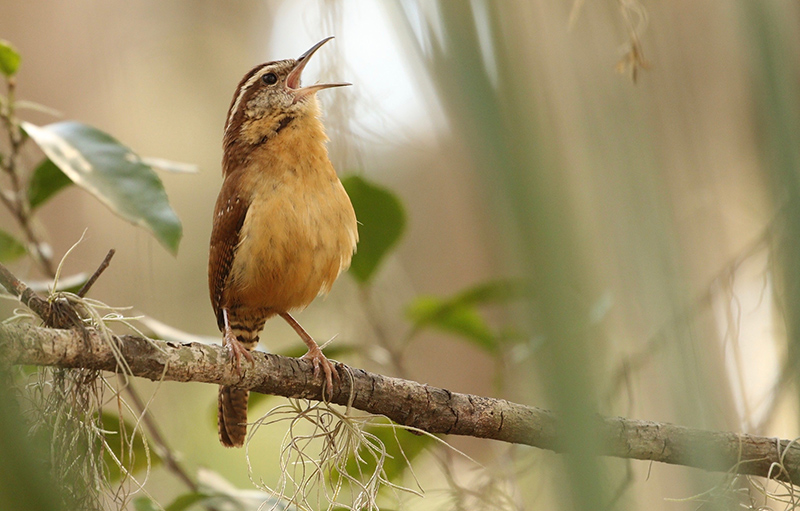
[218,385,249,447]
[217,314,265,448]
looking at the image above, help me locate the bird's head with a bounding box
[223,37,349,146]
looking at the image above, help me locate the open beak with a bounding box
[286,36,350,103]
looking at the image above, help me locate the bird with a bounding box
[208,37,358,448]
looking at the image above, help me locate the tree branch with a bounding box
[1,322,798,484]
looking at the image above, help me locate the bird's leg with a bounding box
[222,309,254,375]
[279,312,338,391]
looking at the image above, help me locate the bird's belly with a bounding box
[226,176,356,313]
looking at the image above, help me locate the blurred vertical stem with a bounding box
[740,4,800,396]
[394,2,608,508]
[0,75,56,276]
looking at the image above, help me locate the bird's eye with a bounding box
[262,72,278,85]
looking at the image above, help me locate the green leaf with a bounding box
[22,121,183,254]
[0,229,26,262]
[0,40,21,77]
[165,492,212,511]
[133,497,160,511]
[407,295,497,352]
[341,175,405,284]
[100,410,161,482]
[28,159,73,209]
[405,279,530,353]
[449,279,531,306]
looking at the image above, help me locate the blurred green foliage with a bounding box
[0,40,20,77]
[135,492,218,511]
[27,158,72,210]
[741,2,800,399]
[342,175,406,284]
[0,369,65,511]
[406,279,529,353]
[0,228,25,262]
[397,2,614,508]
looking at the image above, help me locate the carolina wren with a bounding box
[208,37,357,448]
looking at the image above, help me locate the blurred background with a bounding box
[1,0,799,509]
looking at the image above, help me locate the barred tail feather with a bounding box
[217,312,264,447]
[218,385,249,448]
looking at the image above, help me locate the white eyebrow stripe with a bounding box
[226,65,269,129]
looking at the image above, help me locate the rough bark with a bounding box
[1,322,798,483]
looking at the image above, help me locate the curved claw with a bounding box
[301,345,339,393]
[224,328,254,376]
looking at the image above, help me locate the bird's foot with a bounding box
[301,344,339,395]
[279,312,339,394]
[223,328,254,376]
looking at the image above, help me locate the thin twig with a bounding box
[78,249,116,298]
[0,260,54,321]
[0,76,56,276]
[1,78,23,178]
[359,286,408,378]
[123,385,223,511]
[122,384,199,492]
